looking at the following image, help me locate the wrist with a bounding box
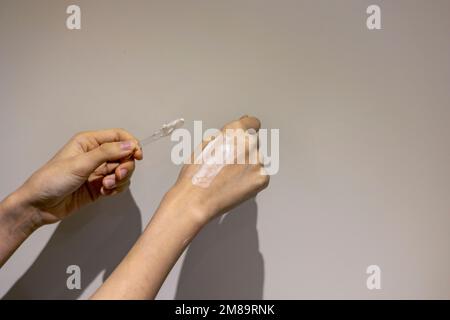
[158,185,214,229]
[0,188,44,238]
[0,189,43,266]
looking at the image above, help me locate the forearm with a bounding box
[0,189,43,267]
[91,189,207,299]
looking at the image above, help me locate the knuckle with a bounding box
[72,131,89,141]
[98,143,111,154]
[256,172,270,189]
[115,127,134,139]
[252,163,261,172]
[114,127,126,134]
[223,120,241,131]
[252,117,262,129]
[240,116,261,129]
[112,128,123,141]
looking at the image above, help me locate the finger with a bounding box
[115,176,132,189]
[102,173,117,190]
[258,149,268,166]
[74,140,138,177]
[86,128,138,145]
[77,128,143,160]
[100,186,114,196]
[116,180,131,192]
[115,159,135,181]
[102,164,133,190]
[238,115,261,132]
[102,180,131,197]
[133,148,144,160]
[93,162,120,176]
[222,115,261,132]
[246,132,259,164]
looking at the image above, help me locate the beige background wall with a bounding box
[1,0,449,299]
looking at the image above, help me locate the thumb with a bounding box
[73,140,138,176]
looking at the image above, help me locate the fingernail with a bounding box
[247,128,257,135]
[104,178,115,189]
[119,168,128,179]
[120,140,134,150]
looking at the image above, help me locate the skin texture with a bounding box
[0,116,269,299]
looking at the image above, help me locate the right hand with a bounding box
[14,128,142,225]
[164,115,270,225]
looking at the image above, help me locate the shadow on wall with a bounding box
[175,198,264,299]
[2,190,142,300]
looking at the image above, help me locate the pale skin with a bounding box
[0,116,269,299]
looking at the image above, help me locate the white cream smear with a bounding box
[192,135,231,188]
[192,131,253,188]
[140,118,185,147]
